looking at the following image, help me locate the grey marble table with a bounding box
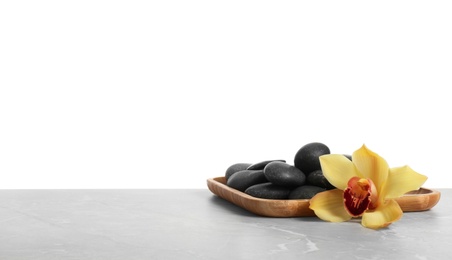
[0,189,450,260]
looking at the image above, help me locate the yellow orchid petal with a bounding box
[309,189,352,223]
[319,154,360,190]
[381,166,428,199]
[361,199,402,229]
[352,145,388,192]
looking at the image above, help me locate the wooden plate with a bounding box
[207,176,441,217]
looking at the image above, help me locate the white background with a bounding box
[1,1,451,189]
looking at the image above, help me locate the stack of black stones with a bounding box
[225,142,350,200]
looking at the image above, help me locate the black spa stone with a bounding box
[288,185,326,199]
[246,160,286,170]
[263,161,306,187]
[307,170,335,190]
[226,170,267,192]
[245,182,292,199]
[225,163,252,180]
[294,142,330,175]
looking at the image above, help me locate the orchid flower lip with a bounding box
[342,177,379,217]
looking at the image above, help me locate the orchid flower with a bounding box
[309,145,427,229]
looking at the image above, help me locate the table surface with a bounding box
[0,188,450,260]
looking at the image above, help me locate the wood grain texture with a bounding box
[207,177,441,217]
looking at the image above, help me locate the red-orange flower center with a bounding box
[343,177,378,217]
